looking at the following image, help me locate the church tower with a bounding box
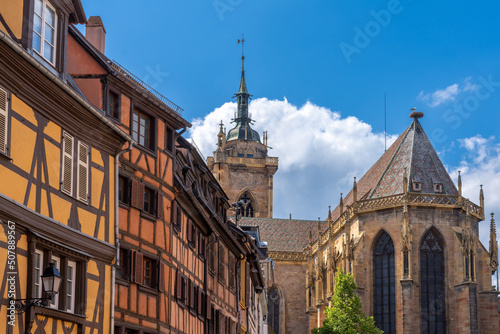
[207,48,278,218]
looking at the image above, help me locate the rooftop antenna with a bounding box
[384,92,387,152]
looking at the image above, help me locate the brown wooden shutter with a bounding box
[206,294,211,320]
[158,262,165,292]
[62,132,74,196]
[171,201,178,225]
[157,193,163,218]
[187,219,192,243]
[138,182,145,210]
[77,141,89,203]
[198,288,203,315]
[131,179,139,208]
[176,270,182,299]
[245,261,250,307]
[134,251,143,284]
[0,88,8,154]
[191,281,195,309]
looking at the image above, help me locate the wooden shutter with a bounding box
[206,294,211,320]
[176,270,182,299]
[134,251,143,284]
[157,193,163,218]
[198,289,203,315]
[158,262,165,292]
[245,261,251,307]
[0,88,8,154]
[77,141,89,203]
[171,200,178,225]
[131,179,139,208]
[61,132,74,195]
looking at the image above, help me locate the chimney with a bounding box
[85,16,106,54]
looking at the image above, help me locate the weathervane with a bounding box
[237,34,245,59]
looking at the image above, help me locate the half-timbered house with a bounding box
[66,18,191,334]
[0,1,132,333]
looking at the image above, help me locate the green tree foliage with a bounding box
[312,270,383,334]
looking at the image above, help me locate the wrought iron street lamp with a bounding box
[12,262,62,313]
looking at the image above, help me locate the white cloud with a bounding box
[418,83,459,107]
[449,135,500,257]
[417,77,480,108]
[188,98,397,220]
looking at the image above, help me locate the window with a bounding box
[66,261,76,312]
[172,200,181,233]
[132,108,154,150]
[0,87,9,156]
[165,126,174,152]
[175,270,187,306]
[237,153,244,157]
[228,253,236,291]
[107,90,120,119]
[420,229,446,333]
[188,219,197,248]
[246,154,253,158]
[143,257,153,287]
[61,132,90,203]
[34,250,44,298]
[116,248,131,281]
[268,285,281,334]
[143,187,155,215]
[33,0,57,64]
[434,183,443,193]
[373,230,396,334]
[238,193,254,217]
[412,181,422,192]
[218,244,225,284]
[198,234,206,260]
[118,176,130,204]
[49,256,60,309]
[208,237,216,275]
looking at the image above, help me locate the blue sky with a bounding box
[78,0,500,247]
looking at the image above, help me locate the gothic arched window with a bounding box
[420,228,446,333]
[268,285,281,334]
[373,230,396,333]
[239,193,254,217]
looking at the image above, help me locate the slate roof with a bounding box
[328,116,458,222]
[238,217,328,252]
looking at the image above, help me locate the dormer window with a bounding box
[434,183,443,193]
[412,181,422,192]
[33,0,57,65]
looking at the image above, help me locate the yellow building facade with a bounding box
[0,1,132,333]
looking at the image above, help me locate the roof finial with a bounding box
[237,34,245,69]
[458,170,462,197]
[409,107,424,119]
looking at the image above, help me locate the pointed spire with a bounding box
[309,228,313,245]
[458,171,462,197]
[327,206,332,222]
[339,193,344,215]
[480,184,484,209]
[353,177,357,202]
[489,213,498,271]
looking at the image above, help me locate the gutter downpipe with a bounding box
[111,141,133,333]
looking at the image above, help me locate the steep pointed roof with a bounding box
[238,56,248,94]
[329,112,458,222]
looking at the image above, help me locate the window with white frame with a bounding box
[61,131,90,203]
[34,250,44,298]
[49,255,60,309]
[33,0,57,64]
[66,261,76,312]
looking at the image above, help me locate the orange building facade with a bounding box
[0,1,131,333]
